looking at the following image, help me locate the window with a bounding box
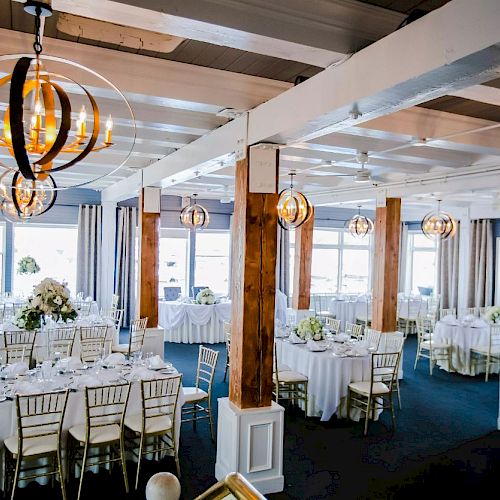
[290,228,372,294]
[13,225,78,297]
[406,232,438,294]
[159,229,188,296]
[195,231,231,295]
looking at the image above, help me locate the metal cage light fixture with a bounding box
[277,172,313,230]
[347,206,374,238]
[180,194,210,230]
[421,200,457,240]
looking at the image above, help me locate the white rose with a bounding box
[61,305,68,312]
[54,296,63,305]
[313,333,322,341]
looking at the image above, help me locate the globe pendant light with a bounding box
[180,194,210,230]
[347,206,374,238]
[277,173,313,230]
[421,200,456,240]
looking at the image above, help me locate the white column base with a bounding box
[215,398,285,495]
[144,327,165,359]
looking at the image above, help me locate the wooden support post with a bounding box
[292,212,314,310]
[229,147,279,409]
[138,187,160,328]
[372,198,401,333]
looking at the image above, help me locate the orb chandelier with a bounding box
[421,200,456,240]
[0,0,135,197]
[347,206,374,238]
[277,173,313,230]
[0,169,56,222]
[180,194,210,230]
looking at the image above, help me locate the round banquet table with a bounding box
[159,301,231,344]
[433,319,495,375]
[275,338,372,421]
[328,299,359,330]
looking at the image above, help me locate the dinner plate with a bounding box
[150,363,173,371]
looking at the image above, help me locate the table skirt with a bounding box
[163,317,225,344]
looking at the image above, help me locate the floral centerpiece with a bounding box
[195,288,217,305]
[485,306,500,324]
[13,278,78,330]
[17,256,40,275]
[296,316,325,341]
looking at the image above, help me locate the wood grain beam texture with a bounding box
[292,212,314,310]
[372,198,401,333]
[229,148,279,409]
[138,187,160,327]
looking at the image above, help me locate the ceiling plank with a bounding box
[448,84,500,106]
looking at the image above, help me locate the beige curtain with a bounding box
[437,223,460,310]
[467,219,494,308]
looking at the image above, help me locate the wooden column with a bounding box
[292,212,314,310]
[138,187,160,328]
[229,147,279,409]
[372,198,401,333]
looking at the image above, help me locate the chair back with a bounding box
[74,301,92,317]
[325,317,341,334]
[140,375,182,432]
[48,325,77,358]
[101,308,124,331]
[79,325,108,363]
[14,390,69,457]
[458,307,479,319]
[380,334,405,354]
[488,325,500,355]
[3,330,37,364]
[370,352,400,389]
[363,329,381,350]
[111,294,120,310]
[129,317,148,355]
[192,286,209,298]
[164,287,181,301]
[440,308,456,319]
[349,323,364,339]
[196,346,219,395]
[84,383,131,438]
[479,307,489,318]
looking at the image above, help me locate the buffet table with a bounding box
[275,338,372,421]
[159,301,231,343]
[434,319,494,375]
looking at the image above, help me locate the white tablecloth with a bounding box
[159,302,231,343]
[434,320,494,375]
[275,339,372,421]
[328,300,364,330]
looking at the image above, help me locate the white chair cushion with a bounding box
[421,340,450,350]
[183,387,208,403]
[273,370,308,383]
[125,414,172,434]
[111,344,130,353]
[4,434,58,457]
[69,423,121,444]
[277,363,291,372]
[349,381,390,395]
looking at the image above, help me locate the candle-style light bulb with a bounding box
[104,115,113,144]
[77,105,87,138]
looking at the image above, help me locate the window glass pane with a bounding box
[13,225,78,297]
[341,249,370,293]
[343,231,371,247]
[311,248,339,293]
[412,233,435,248]
[159,234,187,297]
[313,229,339,246]
[195,231,230,294]
[411,251,436,293]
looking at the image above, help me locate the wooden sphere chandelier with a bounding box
[421,200,456,240]
[347,206,374,238]
[277,173,313,230]
[180,194,210,230]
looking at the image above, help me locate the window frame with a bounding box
[405,230,438,294]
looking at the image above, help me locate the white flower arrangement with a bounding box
[485,306,500,324]
[195,288,217,305]
[296,316,325,341]
[32,278,78,323]
[17,256,40,275]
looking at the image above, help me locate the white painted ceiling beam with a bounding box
[13,0,404,67]
[0,28,292,111]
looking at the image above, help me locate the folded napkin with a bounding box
[105,353,126,366]
[3,362,29,378]
[307,340,325,352]
[75,375,101,388]
[129,367,156,381]
[288,332,306,344]
[56,357,82,370]
[148,355,164,368]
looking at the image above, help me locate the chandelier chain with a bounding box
[33,7,43,56]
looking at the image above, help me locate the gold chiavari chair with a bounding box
[125,374,183,488]
[272,343,308,417]
[2,330,37,365]
[223,322,231,382]
[111,293,120,310]
[362,328,381,350]
[471,324,500,381]
[376,335,405,409]
[47,325,77,358]
[325,317,341,335]
[112,317,148,357]
[347,351,400,436]
[101,308,124,331]
[182,346,219,441]
[4,390,69,500]
[79,325,108,363]
[440,308,456,319]
[414,317,451,375]
[68,383,131,500]
[347,323,364,340]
